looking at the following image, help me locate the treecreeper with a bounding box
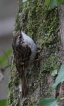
[12,29,37,98]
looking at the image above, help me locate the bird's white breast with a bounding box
[21,31,37,64]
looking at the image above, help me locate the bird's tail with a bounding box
[21,70,27,98]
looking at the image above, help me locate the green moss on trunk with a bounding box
[7,0,59,106]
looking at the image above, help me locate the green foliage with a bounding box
[0,49,12,66]
[52,64,64,89]
[40,98,58,106]
[45,0,64,8]
[0,99,7,106]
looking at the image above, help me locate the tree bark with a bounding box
[7,0,64,106]
[58,4,64,106]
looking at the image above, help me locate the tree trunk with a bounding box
[7,0,64,106]
[58,4,64,106]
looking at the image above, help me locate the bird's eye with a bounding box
[19,35,21,39]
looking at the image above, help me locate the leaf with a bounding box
[45,0,64,8]
[49,0,64,8]
[52,64,64,89]
[0,99,7,106]
[0,49,12,66]
[57,0,64,5]
[22,0,27,2]
[51,70,57,76]
[49,0,57,8]
[40,98,58,106]
[57,96,61,101]
[45,0,51,6]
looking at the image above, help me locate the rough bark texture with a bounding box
[58,4,64,106]
[59,3,64,50]
[7,0,64,106]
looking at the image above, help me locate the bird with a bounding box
[12,29,37,97]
